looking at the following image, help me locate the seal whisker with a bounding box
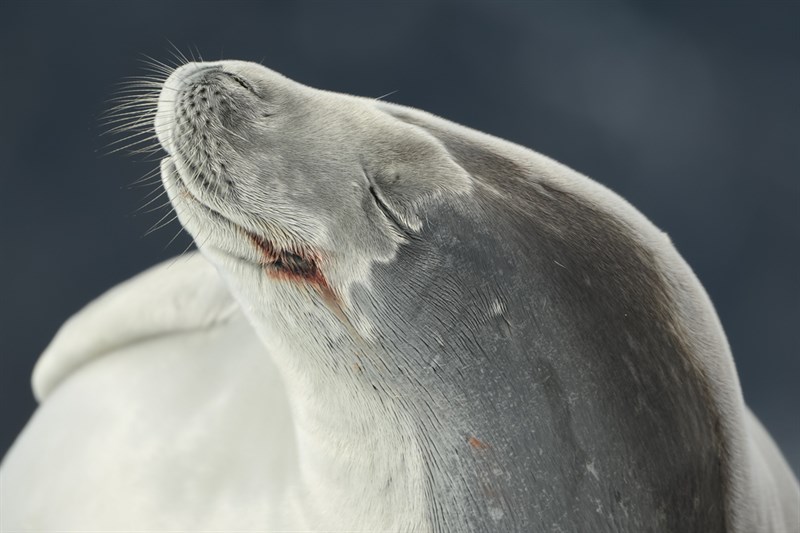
[105,115,158,133]
[103,136,158,155]
[101,116,160,136]
[128,167,162,187]
[101,115,158,132]
[103,100,162,117]
[137,59,173,73]
[105,142,161,158]
[139,173,163,189]
[143,211,180,237]
[121,72,170,82]
[102,106,159,121]
[139,180,167,199]
[138,65,173,78]
[129,178,162,190]
[107,88,162,100]
[191,44,204,63]
[374,89,399,101]
[103,131,162,152]
[162,208,204,266]
[130,189,164,210]
[106,90,164,102]
[136,189,171,213]
[111,87,168,99]
[139,53,176,74]
[138,200,174,216]
[104,94,163,107]
[111,79,165,89]
[126,146,166,157]
[166,40,191,66]
[100,124,154,138]
[101,116,155,135]
[100,108,159,122]
[165,226,192,252]
[103,100,161,114]
[107,83,164,95]
[101,112,162,132]
[108,83,164,93]
[113,77,168,88]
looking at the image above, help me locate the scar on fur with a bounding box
[468,436,489,450]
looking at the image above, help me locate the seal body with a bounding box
[2,60,798,532]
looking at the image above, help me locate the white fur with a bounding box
[31,254,238,402]
[2,253,429,530]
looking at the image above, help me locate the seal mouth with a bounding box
[165,158,328,289]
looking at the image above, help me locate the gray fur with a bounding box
[353,145,726,531]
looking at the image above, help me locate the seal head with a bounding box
[156,61,472,311]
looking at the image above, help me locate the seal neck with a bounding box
[268,341,429,530]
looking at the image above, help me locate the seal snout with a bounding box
[155,61,273,204]
[155,62,260,156]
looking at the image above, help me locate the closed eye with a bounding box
[229,73,252,91]
[366,180,417,240]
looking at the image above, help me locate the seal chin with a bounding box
[160,156,328,289]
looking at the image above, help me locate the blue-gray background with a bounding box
[1,1,797,474]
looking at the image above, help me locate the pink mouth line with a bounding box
[244,231,371,344]
[244,231,339,306]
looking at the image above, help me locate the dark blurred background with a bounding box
[1,1,797,473]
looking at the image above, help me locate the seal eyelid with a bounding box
[225,72,256,95]
[366,179,416,239]
[361,167,415,236]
